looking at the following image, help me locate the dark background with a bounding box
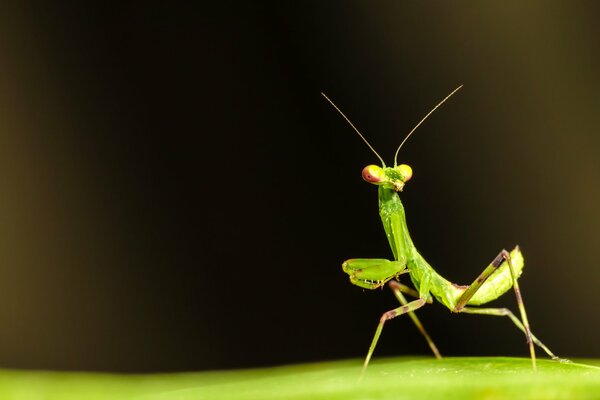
[0,2,598,372]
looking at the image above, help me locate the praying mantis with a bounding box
[322,86,564,373]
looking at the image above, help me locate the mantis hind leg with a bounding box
[362,297,427,375]
[460,307,567,362]
[389,281,442,360]
[453,249,537,370]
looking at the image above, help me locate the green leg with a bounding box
[362,297,427,375]
[460,307,567,361]
[454,249,537,370]
[389,281,441,359]
[389,280,431,302]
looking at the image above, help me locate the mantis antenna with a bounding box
[321,92,386,167]
[393,84,463,166]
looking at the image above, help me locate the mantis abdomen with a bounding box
[466,246,524,306]
[418,247,525,309]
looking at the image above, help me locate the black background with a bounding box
[0,2,599,372]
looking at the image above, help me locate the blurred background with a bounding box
[0,2,598,372]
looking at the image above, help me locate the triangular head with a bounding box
[362,164,413,192]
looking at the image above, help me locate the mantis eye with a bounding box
[397,164,412,182]
[362,165,384,183]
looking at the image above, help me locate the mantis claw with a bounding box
[342,258,406,290]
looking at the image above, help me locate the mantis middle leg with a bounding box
[363,297,427,373]
[389,280,441,359]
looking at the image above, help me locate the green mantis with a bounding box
[322,86,563,373]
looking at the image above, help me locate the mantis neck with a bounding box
[378,186,440,297]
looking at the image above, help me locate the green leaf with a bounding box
[1,357,599,400]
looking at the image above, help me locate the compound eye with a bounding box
[397,164,413,182]
[362,165,384,183]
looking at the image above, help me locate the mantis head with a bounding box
[362,164,412,192]
[321,85,462,191]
